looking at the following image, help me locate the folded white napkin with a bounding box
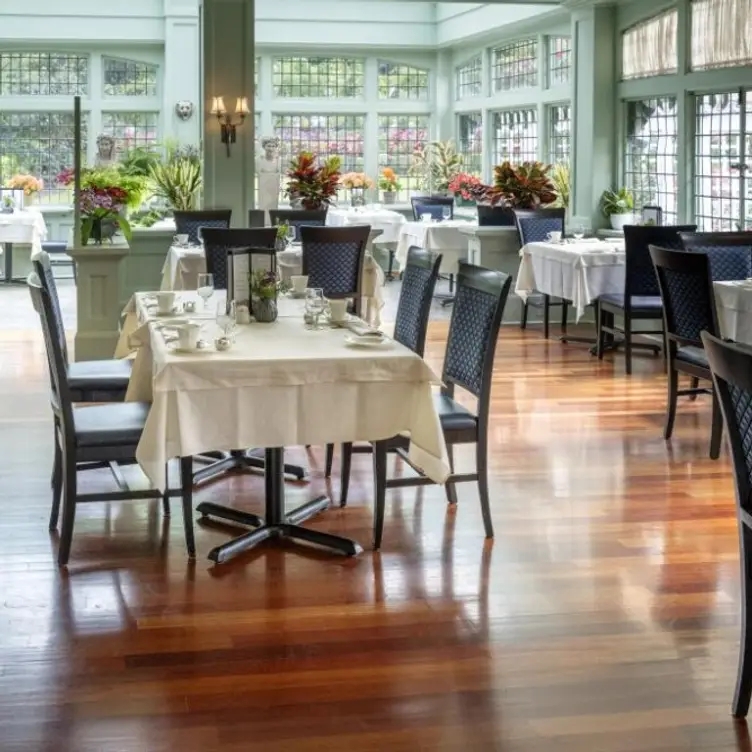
[345,319,383,338]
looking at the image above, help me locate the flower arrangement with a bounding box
[484,161,557,209]
[448,173,483,201]
[340,172,374,190]
[7,173,44,196]
[409,141,463,193]
[78,186,133,245]
[249,268,289,300]
[378,167,401,192]
[57,166,146,211]
[285,152,342,210]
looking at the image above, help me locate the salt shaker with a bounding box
[236,304,251,324]
[182,300,196,313]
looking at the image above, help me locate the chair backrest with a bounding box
[622,224,697,300]
[477,205,515,227]
[28,273,74,438]
[393,246,442,356]
[410,196,454,221]
[513,208,565,245]
[300,225,370,315]
[248,209,266,228]
[174,209,232,245]
[269,209,327,241]
[649,244,719,350]
[702,331,752,522]
[442,263,511,423]
[31,251,68,366]
[201,228,277,291]
[679,231,752,282]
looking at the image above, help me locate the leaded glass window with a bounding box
[378,62,428,100]
[102,112,159,154]
[272,57,365,98]
[0,53,88,96]
[458,113,483,176]
[548,104,571,164]
[103,57,157,96]
[456,56,482,100]
[491,40,538,92]
[548,37,572,86]
[491,109,538,165]
[377,114,430,200]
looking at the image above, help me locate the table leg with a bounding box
[198,447,363,564]
[2,242,25,285]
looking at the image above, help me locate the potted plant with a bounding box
[481,160,557,226]
[340,172,374,207]
[285,152,341,210]
[249,268,289,322]
[448,173,483,207]
[275,221,290,251]
[409,140,463,195]
[600,188,635,230]
[7,173,44,205]
[149,145,202,211]
[378,168,401,204]
[550,163,570,212]
[1,195,14,214]
[78,186,133,245]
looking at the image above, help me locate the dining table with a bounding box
[326,206,406,244]
[115,290,450,563]
[0,208,47,284]
[394,219,474,277]
[714,280,752,347]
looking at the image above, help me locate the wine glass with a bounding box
[286,224,297,247]
[197,273,214,310]
[441,206,452,222]
[572,224,586,241]
[216,299,236,338]
[197,226,204,245]
[305,288,325,330]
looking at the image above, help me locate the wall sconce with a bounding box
[210,96,250,157]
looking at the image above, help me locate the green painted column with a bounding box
[570,3,617,230]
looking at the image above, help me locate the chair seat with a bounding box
[599,294,663,311]
[434,393,478,432]
[68,359,132,392]
[74,402,150,447]
[42,242,69,255]
[676,345,708,369]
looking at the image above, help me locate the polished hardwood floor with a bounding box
[1,281,749,751]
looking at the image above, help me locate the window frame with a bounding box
[490,39,539,93]
[271,56,366,99]
[490,107,539,166]
[0,52,89,97]
[456,55,483,101]
[377,60,429,101]
[102,56,159,97]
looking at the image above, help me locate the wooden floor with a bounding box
[1,305,750,751]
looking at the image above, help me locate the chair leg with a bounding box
[72,261,77,284]
[520,300,528,330]
[340,442,353,507]
[596,303,605,360]
[543,294,550,339]
[689,376,700,400]
[445,443,458,505]
[58,450,77,567]
[734,525,752,718]
[710,389,723,460]
[448,274,454,294]
[180,456,196,558]
[624,316,632,375]
[664,365,678,441]
[561,300,568,336]
[49,426,63,531]
[476,437,493,539]
[325,444,334,478]
[161,463,171,516]
[372,441,387,550]
[387,250,395,279]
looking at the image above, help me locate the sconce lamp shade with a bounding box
[235,97,250,116]
[210,96,227,115]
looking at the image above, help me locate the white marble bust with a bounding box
[95,134,116,166]
[256,136,281,212]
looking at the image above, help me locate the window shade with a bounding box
[622,9,678,80]
[692,0,752,71]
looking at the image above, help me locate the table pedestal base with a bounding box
[196,448,362,564]
[193,448,305,485]
[2,243,27,285]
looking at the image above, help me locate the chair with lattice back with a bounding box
[269,209,327,241]
[702,331,752,717]
[200,228,277,292]
[680,231,752,282]
[649,244,723,459]
[174,209,232,245]
[410,196,454,221]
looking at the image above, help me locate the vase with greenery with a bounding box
[275,221,290,251]
[600,188,635,230]
[340,172,374,206]
[448,173,483,207]
[477,161,557,226]
[1,195,14,214]
[378,167,401,204]
[285,152,341,210]
[249,268,290,322]
[78,187,133,245]
[409,140,463,195]
[149,144,202,211]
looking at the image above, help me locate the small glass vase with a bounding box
[252,296,278,323]
[350,187,366,207]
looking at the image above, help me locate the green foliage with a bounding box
[80,167,147,211]
[409,140,463,192]
[285,152,342,209]
[600,188,634,217]
[550,163,570,209]
[149,157,202,211]
[119,146,161,179]
[81,214,132,245]
[487,161,557,209]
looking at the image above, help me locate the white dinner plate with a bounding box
[344,334,391,349]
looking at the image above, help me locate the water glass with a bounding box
[305,288,325,329]
[572,224,586,240]
[441,206,451,222]
[197,273,214,310]
[286,225,297,247]
[216,299,237,338]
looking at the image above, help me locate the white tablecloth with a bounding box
[714,281,752,346]
[515,239,626,321]
[395,220,473,275]
[117,291,449,491]
[0,209,47,255]
[327,207,406,244]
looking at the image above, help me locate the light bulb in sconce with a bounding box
[210,96,227,116]
[235,97,250,118]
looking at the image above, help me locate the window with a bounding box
[377,114,430,199]
[0,53,88,96]
[272,57,364,98]
[378,62,428,100]
[274,114,365,172]
[695,92,746,231]
[0,112,87,185]
[621,10,678,80]
[624,97,678,223]
[102,112,159,154]
[491,40,537,92]
[458,113,483,176]
[491,109,538,165]
[548,104,571,164]
[548,37,572,86]
[692,0,752,71]
[103,57,157,97]
[255,57,260,95]
[456,56,482,100]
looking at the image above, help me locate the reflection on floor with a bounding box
[0,276,747,752]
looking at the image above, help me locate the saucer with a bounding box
[344,334,391,349]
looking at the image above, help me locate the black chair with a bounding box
[201,227,277,292]
[410,196,454,221]
[300,225,370,318]
[514,208,567,338]
[371,263,511,548]
[680,231,752,281]
[649,245,722,459]
[702,332,752,718]
[597,224,697,374]
[248,209,266,228]
[42,241,76,281]
[326,247,443,504]
[269,209,327,241]
[174,209,232,245]
[28,273,195,566]
[477,205,516,227]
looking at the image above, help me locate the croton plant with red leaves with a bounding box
[484,161,557,209]
[284,151,342,210]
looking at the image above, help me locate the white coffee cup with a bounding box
[291,275,309,294]
[421,213,433,224]
[156,291,176,314]
[547,231,563,243]
[174,233,189,246]
[328,299,348,323]
[175,321,201,351]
